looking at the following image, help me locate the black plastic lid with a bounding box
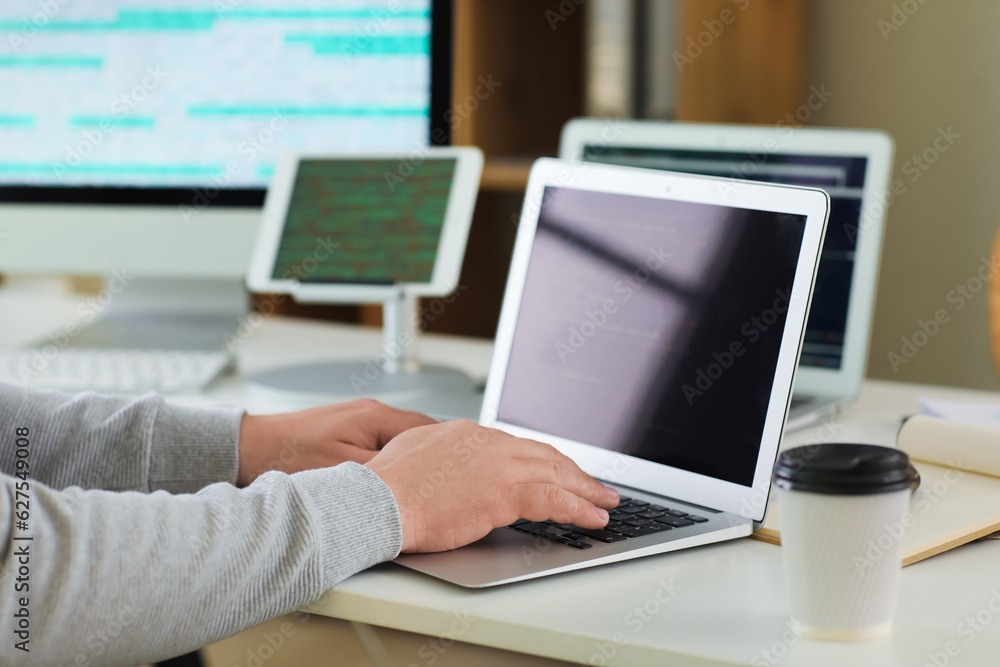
[772,443,919,496]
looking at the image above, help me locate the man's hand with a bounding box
[237,399,436,487]
[364,420,619,553]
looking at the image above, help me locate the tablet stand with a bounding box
[249,290,474,403]
[381,289,420,373]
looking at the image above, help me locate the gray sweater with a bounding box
[0,383,403,667]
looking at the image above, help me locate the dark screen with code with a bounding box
[272,158,456,283]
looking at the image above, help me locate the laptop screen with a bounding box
[580,146,867,371]
[496,186,806,487]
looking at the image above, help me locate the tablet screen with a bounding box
[271,157,457,284]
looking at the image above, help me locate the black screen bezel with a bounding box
[0,0,453,209]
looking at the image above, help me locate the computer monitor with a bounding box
[0,0,452,279]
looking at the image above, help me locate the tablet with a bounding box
[248,148,483,303]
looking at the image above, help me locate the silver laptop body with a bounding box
[396,158,830,587]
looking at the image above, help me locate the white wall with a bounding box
[807,0,1000,390]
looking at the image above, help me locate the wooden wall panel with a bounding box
[675,0,806,124]
[452,0,586,157]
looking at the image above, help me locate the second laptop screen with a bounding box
[581,145,867,371]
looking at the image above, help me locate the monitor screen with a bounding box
[0,0,449,205]
[580,145,867,371]
[270,157,456,284]
[496,186,806,487]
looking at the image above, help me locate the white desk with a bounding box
[305,381,1000,667]
[4,286,1000,666]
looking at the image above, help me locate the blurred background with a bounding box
[3,0,998,392]
[292,0,1000,393]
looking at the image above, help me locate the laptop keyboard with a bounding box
[506,495,709,550]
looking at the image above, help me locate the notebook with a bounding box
[754,415,1000,565]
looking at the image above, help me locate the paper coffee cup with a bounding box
[772,443,918,642]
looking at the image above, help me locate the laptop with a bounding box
[559,120,893,430]
[395,158,830,587]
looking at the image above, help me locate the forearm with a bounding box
[0,384,241,492]
[0,462,402,667]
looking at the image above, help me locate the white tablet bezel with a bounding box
[479,158,830,523]
[559,119,893,400]
[247,147,483,303]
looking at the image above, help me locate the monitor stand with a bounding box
[64,277,248,352]
[250,291,474,402]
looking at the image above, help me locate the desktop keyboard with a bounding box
[507,495,709,550]
[0,348,234,394]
